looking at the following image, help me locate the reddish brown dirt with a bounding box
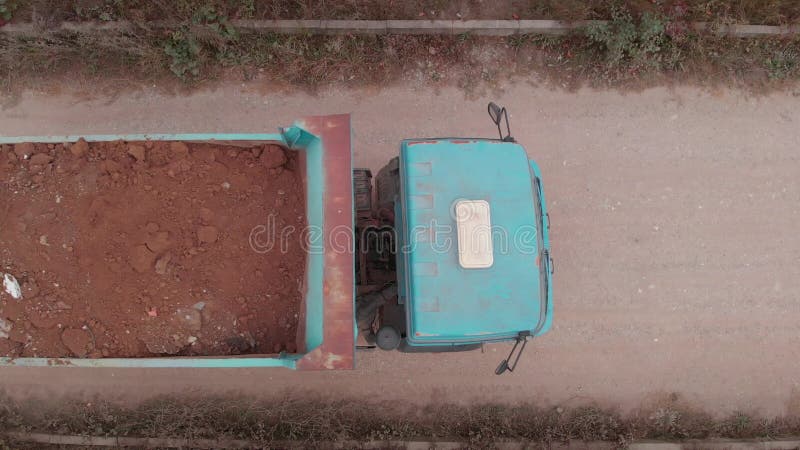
[0,140,306,358]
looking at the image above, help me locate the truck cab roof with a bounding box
[397,138,552,347]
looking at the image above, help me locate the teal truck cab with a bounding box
[355,103,553,374]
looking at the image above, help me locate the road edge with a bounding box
[6,431,800,449]
[2,19,800,37]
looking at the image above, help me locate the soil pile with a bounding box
[0,139,306,358]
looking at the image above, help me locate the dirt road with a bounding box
[2,84,800,416]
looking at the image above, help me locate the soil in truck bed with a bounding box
[0,139,306,358]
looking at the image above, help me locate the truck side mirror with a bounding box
[488,102,504,125]
[487,102,514,142]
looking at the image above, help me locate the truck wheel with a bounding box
[376,326,401,350]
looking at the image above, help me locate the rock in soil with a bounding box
[61,328,93,357]
[170,141,189,158]
[130,245,157,273]
[3,274,22,300]
[0,317,12,339]
[260,145,288,169]
[176,307,202,332]
[29,153,54,166]
[127,144,146,162]
[197,226,219,244]
[0,140,305,358]
[70,138,89,157]
[139,331,185,355]
[100,160,122,174]
[192,146,216,163]
[145,231,172,253]
[21,279,39,298]
[13,143,34,159]
[154,253,172,275]
[199,208,214,223]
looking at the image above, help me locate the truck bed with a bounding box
[0,140,305,358]
[0,115,355,369]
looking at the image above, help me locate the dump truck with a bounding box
[0,103,551,374]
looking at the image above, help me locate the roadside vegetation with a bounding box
[2,392,800,448]
[7,0,800,24]
[0,1,799,94]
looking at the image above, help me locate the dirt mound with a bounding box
[0,140,306,358]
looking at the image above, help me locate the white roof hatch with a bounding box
[454,200,494,269]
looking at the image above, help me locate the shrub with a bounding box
[584,6,680,80]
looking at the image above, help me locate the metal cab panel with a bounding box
[396,138,550,347]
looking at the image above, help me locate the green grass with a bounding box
[8,0,800,24]
[1,3,800,94]
[0,0,17,21]
[766,47,799,79]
